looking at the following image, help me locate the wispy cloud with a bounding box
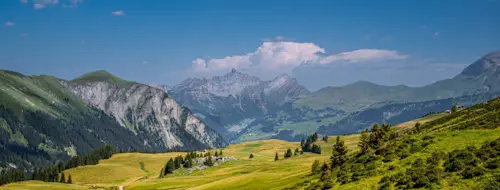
[19,33,29,38]
[4,21,15,27]
[433,32,440,38]
[112,10,125,16]
[24,0,84,10]
[63,0,84,8]
[319,49,407,64]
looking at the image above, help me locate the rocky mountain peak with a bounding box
[460,51,500,77]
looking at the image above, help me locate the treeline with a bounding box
[379,137,500,189]
[160,150,223,178]
[0,145,115,186]
[300,133,322,154]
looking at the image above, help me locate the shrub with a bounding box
[460,166,484,179]
[485,158,500,169]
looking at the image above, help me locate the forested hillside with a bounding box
[301,97,500,189]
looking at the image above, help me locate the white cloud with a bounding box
[433,32,440,38]
[319,49,408,64]
[192,41,325,73]
[33,3,46,9]
[112,10,125,16]
[19,33,29,38]
[20,0,28,4]
[4,21,15,27]
[191,39,407,75]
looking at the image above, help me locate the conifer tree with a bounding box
[285,148,293,158]
[67,174,72,184]
[219,150,223,156]
[159,168,164,178]
[369,123,382,149]
[331,136,348,168]
[295,148,299,155]
[311,160,321,174]
[215,151,219,157]
[59,172,66,183]
[321,169,333,190]
[174,156,182,169]
[415,122,422,133]
[204,156,214,166]
[275,152,279,161]
[165,158,175,174]
[249,153,254,159]
[358,129,371,154]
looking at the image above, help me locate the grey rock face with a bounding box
[169,70,310,137]
[66,81,226,151]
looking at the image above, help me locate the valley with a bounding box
[2,97,500,189]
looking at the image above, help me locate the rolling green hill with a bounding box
[4,97,499,189]
[295,51,500,112]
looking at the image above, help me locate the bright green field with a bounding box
[3,111,499,190]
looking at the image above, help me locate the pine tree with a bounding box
[285,148,293,158]
[381,123,391,140]
[358,129,371,155]
[275,152,279,161]
[294,148,299,156]
[331,136,348,168]
[215,151,219,157]
[59,172,66,183]
[321,169,333,190]
[165,158,175,174]
[249,153,254,159]
[159,168,164,178]
[323,135,329,142]
[451,105,458,113]
[204,156,214,166]
[311,160,321,174]
[337,164,349,184]
[415,122,422,133]
[174,156,182,169]
[312,133,319,142]
[219,150,223,156]
[300,139,305,147]
[184,154,193,168]
[67,174,72,184]
[369,123,382,149]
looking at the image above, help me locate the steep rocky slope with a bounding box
[0,70,226,170]
[66,71,227,150]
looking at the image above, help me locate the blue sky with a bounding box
[1,0,499,90]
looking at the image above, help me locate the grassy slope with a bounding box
[3,98,500,189]
[0,112,447,190]
[0,70,89,117]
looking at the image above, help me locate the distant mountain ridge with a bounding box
[169,69,310,138]
[169,51,500,142]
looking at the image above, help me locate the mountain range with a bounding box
[0,70,225,170]
[169,51,500,142]
[1,51,498,170]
